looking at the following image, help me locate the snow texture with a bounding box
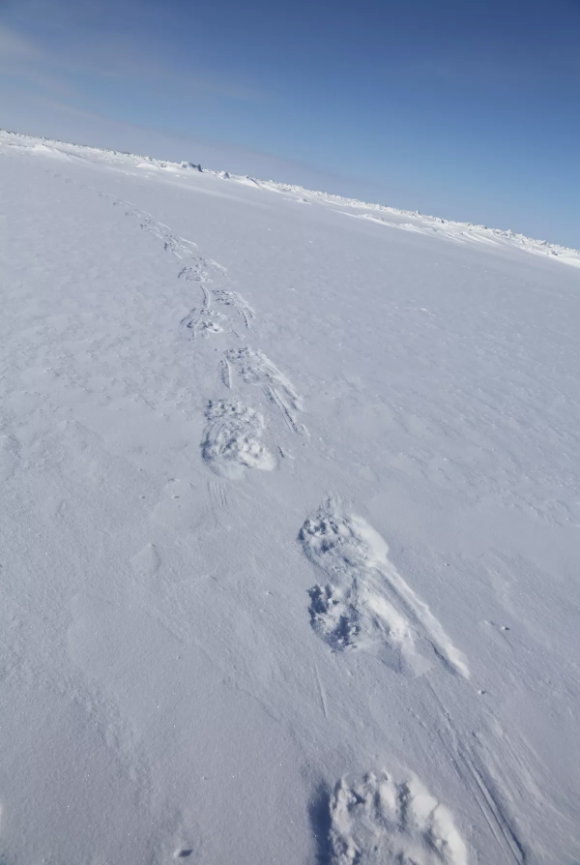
[0,129,579,865]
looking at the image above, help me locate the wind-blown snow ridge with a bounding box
[1,128,578,268]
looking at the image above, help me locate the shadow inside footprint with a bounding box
[308,782,333,865]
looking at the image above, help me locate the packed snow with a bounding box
[0,128,579,865]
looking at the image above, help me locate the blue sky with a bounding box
[1,0,579,246]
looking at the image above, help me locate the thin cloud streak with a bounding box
[0,4,267,102]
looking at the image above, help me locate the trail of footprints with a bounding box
[224,347,306,435]
[67,174,478,862]
[117,192,471,862]
[110,188,305,474]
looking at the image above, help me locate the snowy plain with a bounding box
[0,129,579,865]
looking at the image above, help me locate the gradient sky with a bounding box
[1,0,579,246]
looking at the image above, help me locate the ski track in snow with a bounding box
[328,770,468,865]
[300,500,469,678]
[425,686,527,865]
[201,400,276,479]
[225,346,307,435]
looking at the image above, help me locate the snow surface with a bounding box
[0,129,579,864]
[3,129,580,270]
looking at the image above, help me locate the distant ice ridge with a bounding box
[1,128,578,269]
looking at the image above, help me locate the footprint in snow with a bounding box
[225,346,306,435]
[201,400,276,479]
[178,264,211,284]
[299,500,469,678]
[180,307,226,339]
[212,288,255,329]
[327,770,468,865]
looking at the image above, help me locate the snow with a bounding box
[3,128,579,269]
[0,128,579,864]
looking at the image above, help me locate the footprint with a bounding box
[135,211,198,259]
[224,347,306,435]
[201,400,276,479]
[307,566,423,676]
[328,771,468,865]
[308,584,361,649]
[178,264,211,284]
[212,289,255,328]
[300,504,424,674]
[299,501,469,678]
[112,201,203,261]
[307,582,418,676]
[181,307,226,339]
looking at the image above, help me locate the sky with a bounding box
[1,0,579,246]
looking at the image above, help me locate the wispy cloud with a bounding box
[0,22,81,98]
[0,1,266,102]
[0,21,41,60]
